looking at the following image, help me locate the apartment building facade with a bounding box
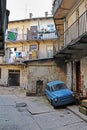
[53,0,87,96]
[0,16,66,94]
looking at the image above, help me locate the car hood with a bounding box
[52,89,73,98]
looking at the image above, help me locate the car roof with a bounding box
[47,80,64,87]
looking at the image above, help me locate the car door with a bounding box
[45,85,52,102]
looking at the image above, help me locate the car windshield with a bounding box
[52,83,67,91]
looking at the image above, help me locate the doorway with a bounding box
[8,70,20,87]
[76,61,81,91]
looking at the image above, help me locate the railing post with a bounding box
[86,10,87,32]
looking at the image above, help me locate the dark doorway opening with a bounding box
[8,70,20,86]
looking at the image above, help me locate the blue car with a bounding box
[45,80,75,108]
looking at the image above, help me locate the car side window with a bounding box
[46,85,51,91]
[51,87,54,91]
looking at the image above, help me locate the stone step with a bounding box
[79,105,87,115]
[81,100,87,108]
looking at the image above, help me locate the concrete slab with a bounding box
[26,96,55,114]
[33,109,83,130]
[0,95,17,106]
[67,105,87,122]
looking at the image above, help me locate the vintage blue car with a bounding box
[45,80,75,108]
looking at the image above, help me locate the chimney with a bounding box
[29,13,33,19]
[45,12,48,17]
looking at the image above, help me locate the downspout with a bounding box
[64,17,66,46]
[37,42,40,58]
[71,61,73,91]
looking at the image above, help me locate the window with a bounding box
[0,68,1,79]
[30,45,37,51]
[47,24,54,27]
[47,24,55,32]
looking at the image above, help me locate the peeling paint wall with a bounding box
[66,62,72,89]
[0,65,24,87]
[21,66,28,89]
[81,57,87,96]
[27,60,66,94]
[0,66,8,85]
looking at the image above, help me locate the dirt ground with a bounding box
[0,87,26,98]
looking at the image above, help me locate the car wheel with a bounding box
[53,105,57,109]
[51,100,57,109]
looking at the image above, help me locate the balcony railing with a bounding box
[3,50,53,64]
[6,31,57,42]
[52,0,62,15]
[53,33,64,55]
[54,10,87,54]
[64,10,87,46]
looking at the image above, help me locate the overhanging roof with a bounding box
[53,0,77,33]
[23,57,54,64]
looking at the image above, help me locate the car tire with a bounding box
[53,104,57,109]
[51,100,57,109]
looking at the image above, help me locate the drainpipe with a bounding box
[64,18,66,46]
[71,61,73,91]
[37,42,39,58]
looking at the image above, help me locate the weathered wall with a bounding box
[66,62,72,89]
[0,66,8,85]
[66,57,87,96]
[21,66,28,89]
[0,60,66,95]
[66,0,86,28]
[27,60,66,94]
[0,65,24,87]
[81,57,87,96]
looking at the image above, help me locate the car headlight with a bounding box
[54,98,58,102]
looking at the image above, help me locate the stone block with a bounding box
[81,100,87,108]
[79,105,87,115]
